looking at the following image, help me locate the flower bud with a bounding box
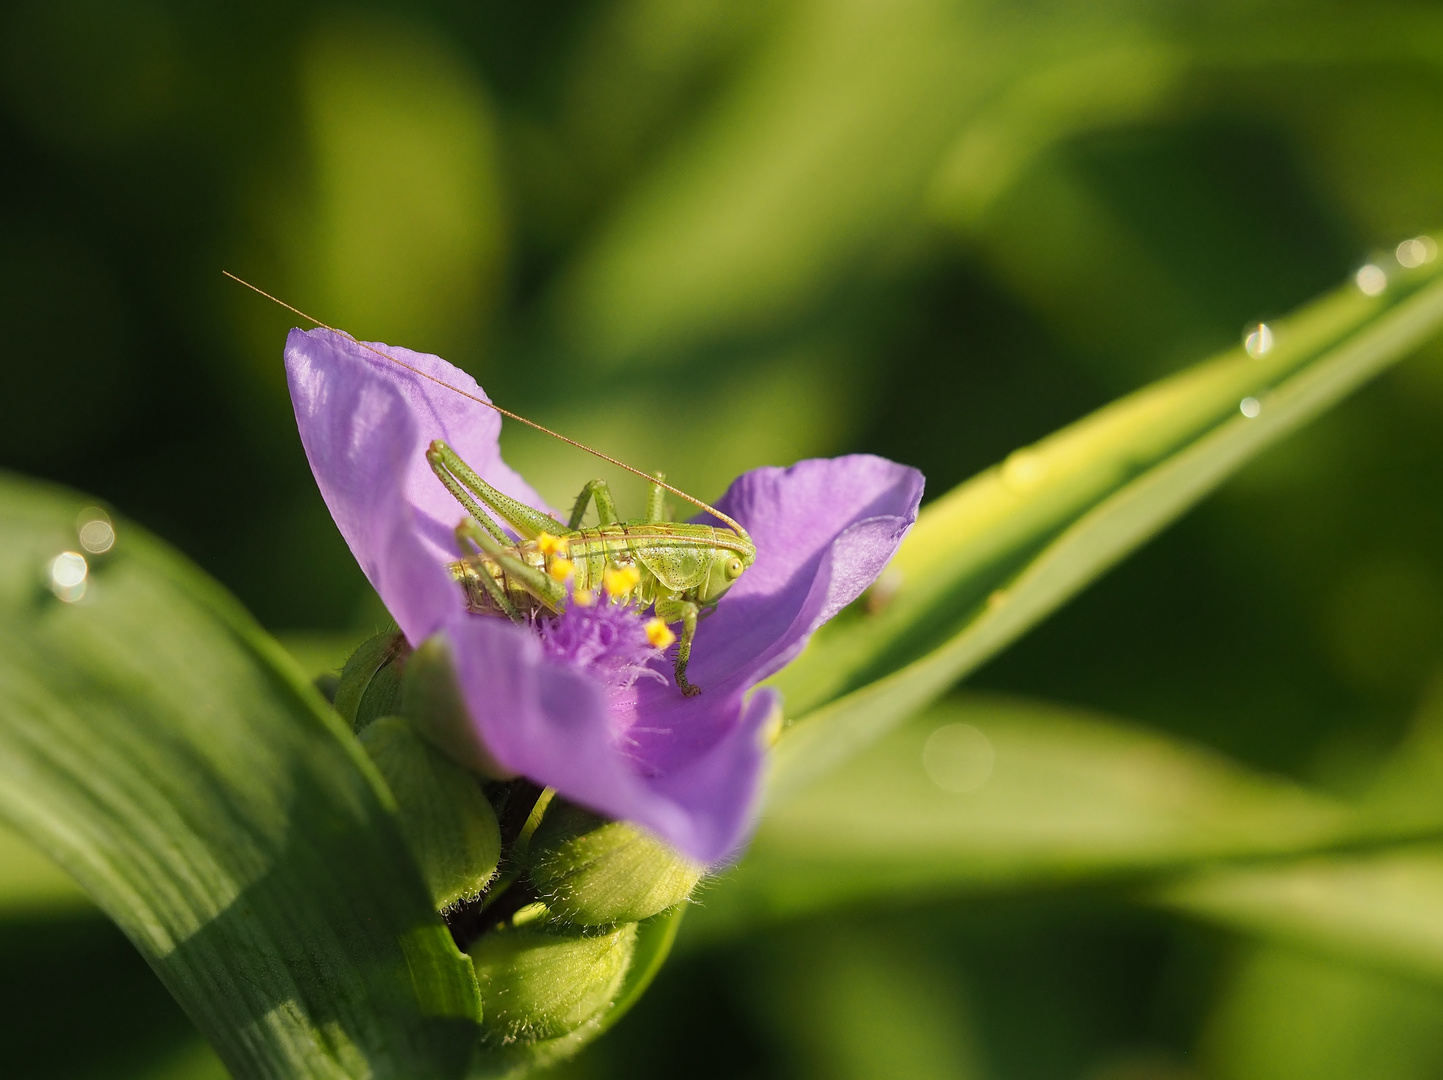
[527,801,703,926]
[401,634,512,778]
[334,629,408,732]
[359,716,501,911]
[468,922,637,1043]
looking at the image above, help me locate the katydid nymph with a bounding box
[429,440,753,695]
[225,272,757,696]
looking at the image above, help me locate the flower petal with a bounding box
[546,454,918,858]
[284,327,554,642]
[640,687,779,863]
[444,615,776,863]
[286,323,922,862]
[631,455,923,722]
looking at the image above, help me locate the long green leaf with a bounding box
[0,473,481,1080]
[0,818,93,917]
[770,246,1443,798]
[1158,849,1443,987]
[1153,700,1443,987]
[691,695,1365,941]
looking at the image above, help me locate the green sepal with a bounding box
[359,716,502,911]
[468,906,686,1076]
[334,628,409,732]
[402,634,512,778]
[468,922,639,1044]
[528,801,703,926]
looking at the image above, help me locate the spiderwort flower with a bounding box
[285,328,923,862]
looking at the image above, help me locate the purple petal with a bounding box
[284,327,555,642]
[640,687,780,863]
[505,454,917,860]
[629,455,924,733]
[444,614,778,863]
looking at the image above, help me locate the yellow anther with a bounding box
[547,556,574,582]
[644,617,676,650]
[573,588,595,607]
[536,532,569,556]
[603,564,641,597]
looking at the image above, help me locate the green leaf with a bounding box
[0,472,481,1080]
[1158,849,1443,987]
[692,695,1436,943]
[1203,943,1443,1080]
[0,818,93,917]
[770,244,1443,798]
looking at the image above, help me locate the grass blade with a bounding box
[1158,849,1443,987]
[0,473,481,1080]
[694,695,1356,940]
[771,246,1443,797]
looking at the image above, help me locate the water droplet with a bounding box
[76,507,115,554]
[1243,323,1274,358]
[1240,397,1262,418]
[1396,236,1438,269]
[1001,449,1046,493]
[1355,264,1388,296]
[923,722,995,793]
[48,551,88,603]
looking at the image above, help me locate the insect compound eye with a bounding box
[726,557,744,579]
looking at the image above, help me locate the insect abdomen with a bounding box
[452,522,742,616]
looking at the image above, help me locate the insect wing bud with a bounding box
[528,801,703,926]
[469,922,638,1043]
[359,716,501,911]
[333,629,409,732]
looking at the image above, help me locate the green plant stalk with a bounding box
[768,248,1443,799]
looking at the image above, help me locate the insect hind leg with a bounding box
[431,452,509,544]
[462,519,568,613]
[429,440,569,541]
[455,520,524,623]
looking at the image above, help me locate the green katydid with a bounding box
[428,441,753,696]
[225,272,757,696]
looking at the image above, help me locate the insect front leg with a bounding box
[653,597,701,697]
[568,478,621,529]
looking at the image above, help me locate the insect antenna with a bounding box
[223,271,751,540]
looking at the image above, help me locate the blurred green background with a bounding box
[6,0,1443,1077]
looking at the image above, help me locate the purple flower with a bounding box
[285,328,923,863]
